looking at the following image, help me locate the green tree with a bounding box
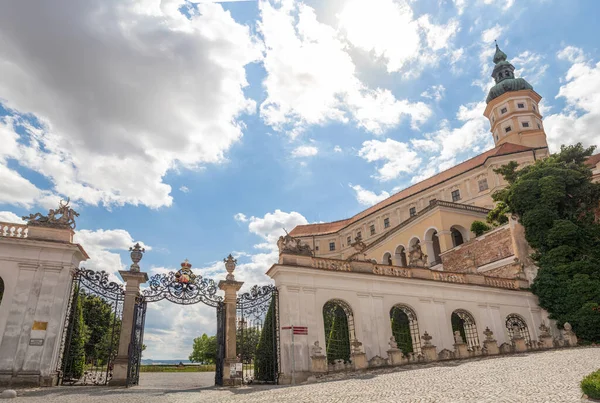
[64,291,87,379]
[486,201,510,226]
[237,325,261,363]
[323,302,350,363]
[493,143,600,342]
[254,299,277,382]
[81,293,116,366]
[470,220,491,237]
[189,333,217,364]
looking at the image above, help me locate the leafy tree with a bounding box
[486,201,510,226]
[64,291,87,379]
[470,220,491,237]
[254,299,277,382]
[493,143,600,342]
[323,302,350,363]
[189,333,217,364]
[81,293,116,366]
[237,325,261,364]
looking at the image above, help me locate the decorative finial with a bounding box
[223,254,237,281]
[129,243,146,272]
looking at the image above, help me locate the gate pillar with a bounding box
[218,255,243,386]
[110,244,148,386]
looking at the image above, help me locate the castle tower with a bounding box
[483,43,548,148]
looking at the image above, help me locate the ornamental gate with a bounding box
[236,285,279,384]
[125,260,225,387]
[58,268,124,386]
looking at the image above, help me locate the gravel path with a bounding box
[13,347,599,402]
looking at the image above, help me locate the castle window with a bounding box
[409,207,416,217]
[538,123,541,129]
[451,189,461,202]
[315,246,319,251]
[370,224,376,236]
[347,236,352,245]
[478,179,489,192]
[522,122,530,128]
[505,126,512,133]
[356,231,362,240]
[517,103,525,109]
[496,135,499,141]
[329,242,335,251]
[384,218,390,228]
[500,107,507,114]
[533,105,537,111]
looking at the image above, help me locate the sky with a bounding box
[0,0,599,360]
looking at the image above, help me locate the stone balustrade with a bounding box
[282,253,528,291]
[0,222,28,238]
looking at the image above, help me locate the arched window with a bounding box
[394,245,407,266]
[323,300,355,364]
[451,309,480,349]
[390,305,421,355]
[383,252,392,266]
[451,228,464,247]
[430,231,442,263]
[505,314,531,346]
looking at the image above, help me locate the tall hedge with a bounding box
[64,292,86,379]
[254,299,277,382]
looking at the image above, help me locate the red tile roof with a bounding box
[290,143,541,237]
[586,153,600,167]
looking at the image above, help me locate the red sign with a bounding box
[282,326,308,335]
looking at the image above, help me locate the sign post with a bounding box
[282,325,308,385]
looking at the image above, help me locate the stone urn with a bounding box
[129,243,145,272]
[224,254,238,281]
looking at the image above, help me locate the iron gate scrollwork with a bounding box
[58,268,124,386]
[126,296,147,387]
[236,285,279,384]
[215,302,226,386]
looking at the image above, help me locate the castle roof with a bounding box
[290,142,541,237]
[486,43,534,104]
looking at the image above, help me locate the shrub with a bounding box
[470,220,491,237]
[581,369,600,399]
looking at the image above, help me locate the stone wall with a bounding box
[441,226,514,274]
[482,262,521,278]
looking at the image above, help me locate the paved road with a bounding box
[14,348,599,402]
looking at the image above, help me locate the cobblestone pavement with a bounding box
[15,348,599,403]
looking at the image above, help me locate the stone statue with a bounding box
[277,231,313,256]
[483,327,495,342]
[22,198,79,229]
[351,339,363,354]
[311,341,323,357]
[388,336,398,350]
[453,330,464,344]
[421,331,433,347]
[538,322,550,337]
[408,240,428,267]
[511,324,522,339]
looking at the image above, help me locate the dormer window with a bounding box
[500,107,508,114]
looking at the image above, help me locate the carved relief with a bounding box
[408,240,428,267]
[277,232,313,256]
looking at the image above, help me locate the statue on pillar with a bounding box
[22,198,79,229]
[408,240,428,267]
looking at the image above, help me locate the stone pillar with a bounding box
[452,330,469,358]
[309,341,327,373]
[386,337,403,366]
[110,270,148,386]
[219,254,243,386]
[510,325,527,353]
[437,230,454,252]
[420,332,437,362]
[350,340,368,370]
[482,327,499,355]
[538,322,554,349]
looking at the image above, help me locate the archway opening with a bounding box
[428,230,442,264]
[323,300,355,364]
[505,314,532,346]
[451,227,464,247]
[394,246,407,266]
[390,305,421,355]
[383,252,392,266]
[451,309,480,349]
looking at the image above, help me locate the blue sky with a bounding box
[1,0,599,359]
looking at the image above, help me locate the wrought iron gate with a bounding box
[126,296,147,387]
[58,268,124,386]
[215,302,226,386]
[236,285,279,384]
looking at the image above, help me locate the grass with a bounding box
[582,369,600,399]
[140,364,216,373]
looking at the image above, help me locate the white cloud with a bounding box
[247,209,309,245]
[0,211,26,224]
[512,51,548,85]
[179,186,190,193]
[291,145,319,158]
[349,184,390,206]
[74,229,150,280]
[0,1,261,209]
[234,213,248,222]
[358,139,422,181]
[338,0,459,74]
[481,0,515,10]
[481,24,503,43]
[258,0,432,137]
[420,85,446,102]
[333,145,343,153]
[544,56,600,151]
[453,0,467,14]
[557,46,586,64]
